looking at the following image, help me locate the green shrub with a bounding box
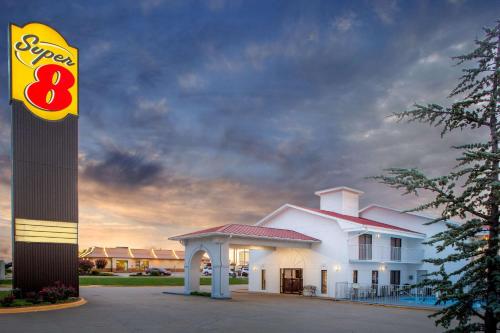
[97,272,115,276]
[95,259,108,269]
[78,259,95,275]
[91,269,100,275]
[0,294,15,307]
[12,288,22,298]
[24,292,42,304]
[39,282,77,304]
[190,291,211,297]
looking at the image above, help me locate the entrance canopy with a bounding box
[169,224,319,298]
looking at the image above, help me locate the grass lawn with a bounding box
[80,276,248,286]
[1,277,248,287]
[0,289,34,307]
[0,281,11,288]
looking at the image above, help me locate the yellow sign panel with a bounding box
[10,22,78,121]
[15,219,78,244]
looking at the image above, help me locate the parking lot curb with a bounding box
[0,297,86,314]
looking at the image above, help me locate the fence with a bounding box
[335,282,436,306]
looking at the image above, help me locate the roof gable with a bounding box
[256,204,424,237]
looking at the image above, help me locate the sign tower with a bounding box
[9,22,79,294]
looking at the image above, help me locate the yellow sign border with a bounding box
[9,22,79,121]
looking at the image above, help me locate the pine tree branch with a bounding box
[372,20,500,332]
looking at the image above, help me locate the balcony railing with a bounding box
[391,246,401,261]
[349,244,423,263]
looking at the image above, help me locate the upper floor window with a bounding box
[391,237,402,261]
[359,234,372,260]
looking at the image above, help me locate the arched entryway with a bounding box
[186,249,211,294]
[183,240,231,299]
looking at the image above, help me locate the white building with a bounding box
[170,186,460,299]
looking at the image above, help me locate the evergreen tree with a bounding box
[373,21,500,332]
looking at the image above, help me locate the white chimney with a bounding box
[315,186,363,217]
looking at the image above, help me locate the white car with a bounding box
[202,266,212,276]
[239,266,249,277]
[202,266,236,277]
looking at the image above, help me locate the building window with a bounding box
[116,260,128,272]
[321,270,327,294]
[135,260,141,270]
[359,234,372,260]
[390,270,401,285]
[261,269,266,290]
[391,237,402,261]
[352,270,358,284]
[416,270,428,283]
[142,260,150,270]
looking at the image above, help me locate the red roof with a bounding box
[79,247,186,259]
[297,206,424,234]
[171,224,320,242]
[153,249,185,260]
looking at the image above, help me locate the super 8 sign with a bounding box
[10,23,78,121]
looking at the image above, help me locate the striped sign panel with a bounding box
[15,219,78,244]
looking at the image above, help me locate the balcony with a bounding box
[349,244,424,263]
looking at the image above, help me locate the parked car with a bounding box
[239,266,249,277]
[202,266,212,276]
[202,266,236,277]
[145,267,172,276]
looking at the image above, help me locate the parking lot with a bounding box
[0,286,442,333]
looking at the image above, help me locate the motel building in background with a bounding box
[170,186,463,299]
[79,246,250,273]
[78,247,185,272]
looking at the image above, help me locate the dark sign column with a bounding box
[12,101,79,295]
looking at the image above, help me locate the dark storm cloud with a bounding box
[83,149,163,187]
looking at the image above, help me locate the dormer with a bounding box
[315,186,363,217]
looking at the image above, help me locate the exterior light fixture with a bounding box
[376,233,381,239]
[334,265,341,272]
[379,265,386,272]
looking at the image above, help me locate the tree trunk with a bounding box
[484,33,500,333]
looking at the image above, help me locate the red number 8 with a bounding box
[25,64,75,112]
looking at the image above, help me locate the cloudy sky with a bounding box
[0,0,498,259]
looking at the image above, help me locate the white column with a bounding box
[211,240,231,299]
